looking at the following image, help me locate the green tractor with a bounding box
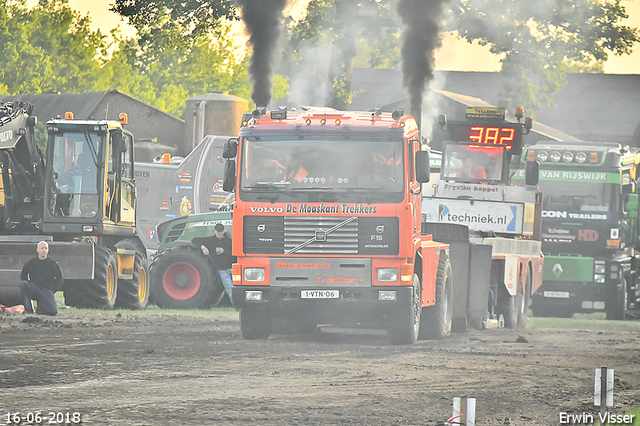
[150,211,232,309]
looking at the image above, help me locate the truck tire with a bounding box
[150,245,221,309]
[497,269,523,329]
[516,265,532,328]
[388,273,422,345]
[240,306,272,340]
[64,247,118,309]
[605,279,627,321]
[115,239,150,310]
[116,253,150,310]
[420,252,453,340]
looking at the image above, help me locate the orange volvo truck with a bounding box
[222,107,452,344]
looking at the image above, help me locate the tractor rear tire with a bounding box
[420,252,453,340]
[150,245,221,309]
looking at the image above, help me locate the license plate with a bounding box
[301,290,339,299]
[543,291,570,299]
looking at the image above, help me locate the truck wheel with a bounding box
[150,245,220,309]
[116,253,150,310]
[240,307,272,340]
[605,279,627,321]
[420,252,453,340]
[388,273,422,345]
[65,247,118,309]
[517,266,532,328]
[497,271,523,329]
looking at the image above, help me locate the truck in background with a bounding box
[520,141,640,320]
[0,103,148,310]
[223,107,453,344]
[422,106,544,329]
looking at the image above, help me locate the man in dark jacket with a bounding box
[193,223,236,303]
[20,241,63,316]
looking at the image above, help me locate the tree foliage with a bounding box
[0,0,252,118]
[447,0,639,111]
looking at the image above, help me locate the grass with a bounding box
[528,312,640,332]
[53,292,238,319]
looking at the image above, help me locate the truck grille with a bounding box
[243,216,399,256]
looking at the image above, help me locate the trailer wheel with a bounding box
[150,245,221,309]
[116,253,150,310]
[240,307,272,340]
[115,239,149,310]
[605,279,627,321]
[516,265,532,328]
[420,252,453,340]
[388,273,422,345]
[65,247,118,309]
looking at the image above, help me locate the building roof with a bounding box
[349,69,640,145]
[0,90,183,124]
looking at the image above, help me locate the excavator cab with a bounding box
[42,116,137,238]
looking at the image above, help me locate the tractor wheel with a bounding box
[388,273,422,345]
[65,247,118,309]
[420,252,453,340]
[150,245,221,309]
[239,306,272,340]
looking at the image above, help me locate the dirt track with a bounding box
[1,311,639,426]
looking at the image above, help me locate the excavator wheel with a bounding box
[64,247,118,309]
[116,252,149,310]
[150,245,221,309]
[115,239,149,310]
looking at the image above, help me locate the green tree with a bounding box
[448,0,639,111]
[111,0,253,116]
[0,0,115,94]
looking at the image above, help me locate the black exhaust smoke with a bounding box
[238,0,288,107]
[397,0,449,125]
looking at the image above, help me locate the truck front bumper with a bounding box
[531,281,606,313]
[232,285,413,327]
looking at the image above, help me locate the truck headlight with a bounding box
[244,268,265,282]
[594,273,605,283]
[377,268,398,282]
[594,264,605,274]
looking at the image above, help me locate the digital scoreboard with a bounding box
[447,121,524,156]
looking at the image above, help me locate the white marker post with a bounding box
[452,397,476,426]
[594,367,614,416]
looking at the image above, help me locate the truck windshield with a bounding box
[50,130,101,218]
[240,138,405,202]
[539,181,618,212]
[441,143,505,182]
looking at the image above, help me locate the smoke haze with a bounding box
[238,0,288,106]
[397,0,449,114]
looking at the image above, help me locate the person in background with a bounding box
[20,241,63,316]
[193,223,236,304]
[457,155,487,179]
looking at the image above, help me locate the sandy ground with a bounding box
[1,311,639,426]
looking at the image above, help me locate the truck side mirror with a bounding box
[626,193,638,218]
[415,151,431,183]
[222,159,236,192]
[525,161,539,186]
[223,138,238,158]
